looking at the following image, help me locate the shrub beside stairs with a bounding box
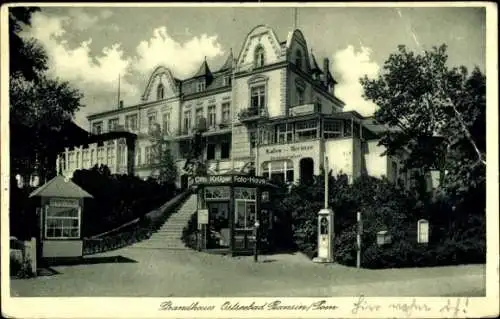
[131,194,198,250]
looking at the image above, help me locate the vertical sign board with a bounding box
[198,209,209,225]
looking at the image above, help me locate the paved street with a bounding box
[10,247,485,297]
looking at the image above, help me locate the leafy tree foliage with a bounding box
[149,124,178,186]
[9,7,84,182]
[360,45,486,200]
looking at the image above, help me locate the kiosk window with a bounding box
[45,205,81,239]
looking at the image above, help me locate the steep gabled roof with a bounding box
[193,58,212,78]
[29,175,93,198]
[219,49,235,72]
[310,51,323,74]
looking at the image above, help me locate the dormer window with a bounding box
[157,83,165,100]
[254,45,265,68]
[295,50,302,70]
[223,75,231,86]
[197,80,206,92]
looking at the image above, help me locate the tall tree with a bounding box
[360,44,486,200]
[9,7,84,182]
[149,124,178,186]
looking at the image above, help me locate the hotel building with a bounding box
[57,25,408,188]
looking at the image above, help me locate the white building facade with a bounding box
[58,25,406,188]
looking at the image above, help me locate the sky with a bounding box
[20,5,486,129]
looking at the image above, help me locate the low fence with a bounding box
[82,189,193,255]
[10,237,37,277]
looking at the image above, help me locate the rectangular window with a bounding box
[108,118,119,131]
[197,81,206,92]
[107,145,115,166]
[297,87,305,105]
[125,114,138,131]
[223,76,231,86]
[145,146,152,164]
[324,120,343,139]
[90,149,95,165]
[83,150,90,168]
[68,153,75,170]
[276,123,293,144]
[206,144,216,160]
[343,119,353,137]
[92,122,103,135]
[250,85,266,109]
[295,120,318,141]
[45,205,80,239]
[196,107,204,126]
[183,110,192,134]
[208,105,216,128]
[221,103,231,123]
[136,147,142,166]
[148,112,157,131]
[163,112,170,134]
[220,142,231,159]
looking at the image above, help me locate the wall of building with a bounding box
[324,138,354,182]
[363,140,389,179]
[258,139,322,183]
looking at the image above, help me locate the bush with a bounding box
[72,165,179,236]
[282,173,486,268]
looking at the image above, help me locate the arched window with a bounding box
[156,83,165,100]
[254,45,265,68]
[295,50,302,70]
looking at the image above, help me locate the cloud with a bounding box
[99,9,113,19]
[23,12,225,129]
[332,45,380,116]
[25,12,139,128]
[67,8,99,31]
[134,26,224,78]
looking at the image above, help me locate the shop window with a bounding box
[324,120,342,139]
[220,142,231,159]
[295,120,318,141]
[206,144,216,160]
[205,187,231,200]
[235,201,255,229]
[262,160,294,183]
[45,204,80,239]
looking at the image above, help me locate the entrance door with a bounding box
[234,200,256,252]
[299,157,314,183]
[207,202,230,248]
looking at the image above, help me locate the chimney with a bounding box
[119,100,124,109]
[323,58,330,75]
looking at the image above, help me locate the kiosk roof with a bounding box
[29,175,93,198]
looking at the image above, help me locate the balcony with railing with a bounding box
[237,107,269,123]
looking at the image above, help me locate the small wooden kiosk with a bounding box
[193,173,276,256]
[29,175,93,261]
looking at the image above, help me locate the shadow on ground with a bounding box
[43,255,138,266]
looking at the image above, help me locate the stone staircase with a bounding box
[131,194,198,250]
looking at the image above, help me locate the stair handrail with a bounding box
[82,188,194,254]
